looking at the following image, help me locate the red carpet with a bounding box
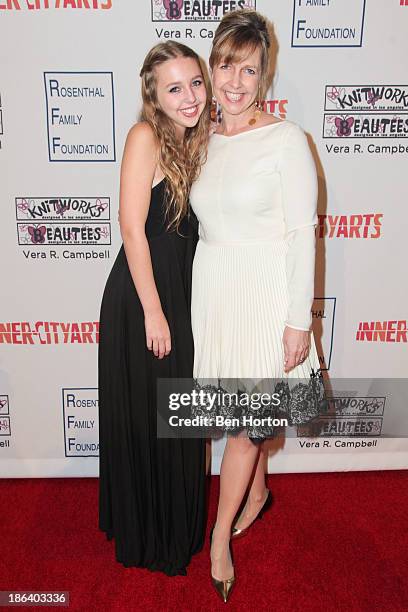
[0,471,407,611]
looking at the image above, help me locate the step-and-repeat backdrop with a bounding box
[1,1,407,477]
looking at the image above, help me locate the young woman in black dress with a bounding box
[98,42,210,576]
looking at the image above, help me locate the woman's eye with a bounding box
[220,64,230,70]
[245,68,256,75]
[192,79,203,87]
[169,86,181,93]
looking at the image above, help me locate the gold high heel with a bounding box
[210,527,236,603]
[231,489,272,540]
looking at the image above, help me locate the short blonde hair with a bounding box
[209,9,271,97]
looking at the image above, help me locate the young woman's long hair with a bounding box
[140,42,211,230]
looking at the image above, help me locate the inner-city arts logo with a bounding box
[151,0,255,21]
[0,0,112,10]
[15,196,111,245]
[317,214,383,238]
[324,85,408,138]
[0,322,99,344]
[356,320,407,342]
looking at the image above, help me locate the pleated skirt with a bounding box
[191,238,321,381]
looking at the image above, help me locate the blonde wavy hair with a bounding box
[139,42,211,230]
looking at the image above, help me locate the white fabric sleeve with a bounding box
[279,123,318,330]
[284,226,316,331]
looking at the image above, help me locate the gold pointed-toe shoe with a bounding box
[231,489,272,540]
[211,575,236,603]
[210,527,236,603]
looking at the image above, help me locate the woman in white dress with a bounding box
[189,9,324,601]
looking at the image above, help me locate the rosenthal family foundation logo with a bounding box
[44,72,115,162]
[317,214,383,239]
[63,389,99,457]
[292,0,366,47]
[324,85,408,138]
[356,320,407,342]
[0,395,11,447]
[0,0,112,10]
[0,322,99,344]
[151,0,255,22]
[15,197,111,246]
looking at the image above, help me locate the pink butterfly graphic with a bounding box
[334,116,354,137]
[28,225,47,244]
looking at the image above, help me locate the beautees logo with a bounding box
[17,223,111,245]
[0,0,112,10]
[44,72,115,162]
[151,0,255,22]
[16,197,110,221]
[317,214,383,239]
[292,0,366,48]
[356,320,407,343]
[0,395,11,444]
[324,85,408,138]
[0,321,99,344]
[63,388,99,457]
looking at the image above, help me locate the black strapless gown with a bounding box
[98,179,206,576]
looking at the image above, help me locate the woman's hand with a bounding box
[145,309,171,359]
[283,326,310,373]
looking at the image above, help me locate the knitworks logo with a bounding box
[356,320,407,343]
[0,322,100,344]
[151,0,255,22]
[324,85,408,138]
[0,0,112,10]
[16,197,110,221]
[317,214,383,239]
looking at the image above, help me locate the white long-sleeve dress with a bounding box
[189,121,325,438]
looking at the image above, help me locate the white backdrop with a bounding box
[0,0,407,477]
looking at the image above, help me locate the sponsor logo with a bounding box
[356,320,407,343]
[298,394,384,437]
[298,417,383,437]
[0,321,99,344]
[44,72,115,161]
[0,0,112,10]
[63,388,99,457]
[292,0,366,48]
[16,197,110,221]
[260,99,288,119]
[151,0,255,22]
[17,222,111,245]
[0,395,11,442]
[311,297,336,371]
[317,214,383,238]
[324,85,408,139]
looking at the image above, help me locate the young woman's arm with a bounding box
[119,122,171,360]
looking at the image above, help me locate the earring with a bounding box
[249,90,262,126]
[210,96,222,124]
